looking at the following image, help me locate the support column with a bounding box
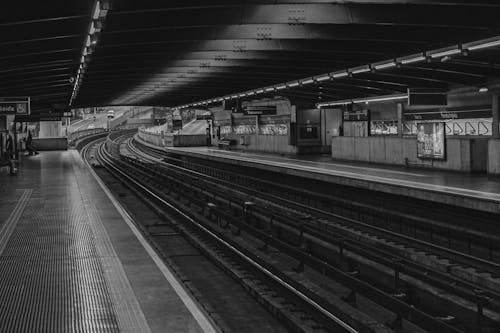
[397,102,404,137]
[492,93,499,138]
[488,93,500,174]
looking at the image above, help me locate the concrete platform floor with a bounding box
[0,151,216,333]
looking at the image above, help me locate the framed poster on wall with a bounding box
[416,122,446,160]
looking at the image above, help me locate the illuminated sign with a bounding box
[0,97,30,115]
[243,105,277,116]
[416,122,446,160]
[343,109,370,121]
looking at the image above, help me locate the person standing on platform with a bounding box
[26,130,37,156]
[5,132,17,175]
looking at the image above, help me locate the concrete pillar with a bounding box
[397,102,404,137]
[488,93,500,174]
[492,93,499,138]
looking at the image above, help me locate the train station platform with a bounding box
[0,151,217,333]
[137,138,500,214]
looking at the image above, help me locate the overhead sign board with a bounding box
[416,122,446,160]
[404,106,491,121]
[343,109,370,121]
[0,97,30,115]
[243,105,277,116]
[15,111,63,122]
[408,89,447,106]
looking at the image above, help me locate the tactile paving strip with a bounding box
[71,155,152,333]
[0,181,120,332]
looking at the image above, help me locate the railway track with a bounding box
[80,130,500,332]
[123,136,500,333]
[83,134,367,333]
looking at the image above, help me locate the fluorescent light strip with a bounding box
[265,87,274,92]
[430,48,461,58]
[332,71,349,78]
[467,39,500,51]
[301,78,314,85]
[288,82,300,87]
[351,67,370,74]
[93,1,101,19]
[256,89,264,94]
[315,75,330,82]
[352,94,408,104]
[399,55,425,64]
[276,85,287,90]
[319,93,408,108]
[374,62,396,70]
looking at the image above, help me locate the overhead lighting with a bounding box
[301,78,314,85]
[239,93,247,97]
[247,91,255,95]
[276,85,287,90]
[317,100,351,107]
[288,81,300,87]
[265,87,275,92]
[89,22,96,35]
[351,66,370,74]
[399,54,426,65]
[352,94,408,104]
[430,47,461,58]
[332,71,349,78]
[318,93,408,108]
[479,87,489,93]
[465,36,500,51]
[315,75,331,82]
[93,1,101,19]
[256,89,264,94]
[374,61,397,70]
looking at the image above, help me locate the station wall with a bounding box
[331,136,489,172]
[213,98,297,154]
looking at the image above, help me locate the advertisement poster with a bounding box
[416,122,446,160]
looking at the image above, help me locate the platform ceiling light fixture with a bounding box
[318,93,408,108]
[288,81,300,88]
[398,53,426,65]
[429,46,462,58]
[301,78,314,85]
[350,66,371,75]
[332,71,349,79]
[374,61,397,70]
[276,85,287,90]
[465,36,500,51]
[479,86,489,92]
[314,74,331,82]
[265,87,275,92]
[70,0,110,106]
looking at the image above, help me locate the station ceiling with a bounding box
[2,1,500,113]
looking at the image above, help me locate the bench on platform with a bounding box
[218,139,237,149]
